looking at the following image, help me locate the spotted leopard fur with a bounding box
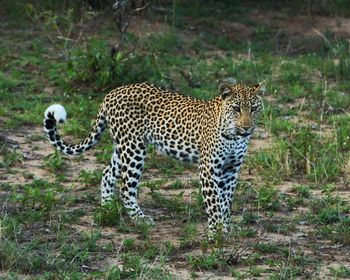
[44,82,264,234]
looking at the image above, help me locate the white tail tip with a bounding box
[44,104,67,123]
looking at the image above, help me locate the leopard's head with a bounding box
[220,81,265,138]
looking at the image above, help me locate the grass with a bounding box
[0,149,23,169]
[179,223,199,249]
[94,199,128,227]
[1,1,350,279]
[330,265,350,278]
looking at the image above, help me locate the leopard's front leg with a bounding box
[200,140,248,236]
[219,168,240,231]
[199,154,228,236]
[219,141,248,230]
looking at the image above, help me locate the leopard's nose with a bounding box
[242,127,250,132]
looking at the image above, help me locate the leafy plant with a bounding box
[79,169,102,187]
[330,265,350,278]
[187,252,226,271]
[94,199,128,226]
[179,223,199,249]
[334,216,350,245]
[291,184,311,198]
[10,179,66,220]
[256,185,281,211]
[44,150,65,174]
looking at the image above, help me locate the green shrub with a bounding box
[94,199,127,226]
[65,38,163,90]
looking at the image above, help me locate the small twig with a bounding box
[74,29,85,46]
[56,36,75,42]
[180,70,201,88]
[320,76,327,128]
[338,108,350,117]
[150,5,172,13]
[131,2,150,14]
[0,133,19,152]
[298,97,306,116]
[304,19,337,55]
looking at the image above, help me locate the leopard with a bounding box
[43,81,264,235]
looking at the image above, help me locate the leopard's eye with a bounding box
[232,105,240,112]
[251,105,258,112]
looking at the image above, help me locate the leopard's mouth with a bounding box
[236,132,251,137]
[224,128,252,139]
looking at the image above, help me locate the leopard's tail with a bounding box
[43,104,107,156]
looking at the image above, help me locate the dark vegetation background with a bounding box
[0,0,350,279]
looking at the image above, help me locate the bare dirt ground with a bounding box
[1,115,349,279]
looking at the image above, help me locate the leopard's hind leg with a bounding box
[100,146,120,204]
[119,138,153,225]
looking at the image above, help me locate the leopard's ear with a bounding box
[219,83,232,99]
[252,80,266,95]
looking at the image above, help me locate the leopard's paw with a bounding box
[133,215,155,226]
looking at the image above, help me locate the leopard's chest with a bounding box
[214,136,250,172]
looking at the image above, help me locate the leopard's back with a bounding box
[104,83,205,162]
